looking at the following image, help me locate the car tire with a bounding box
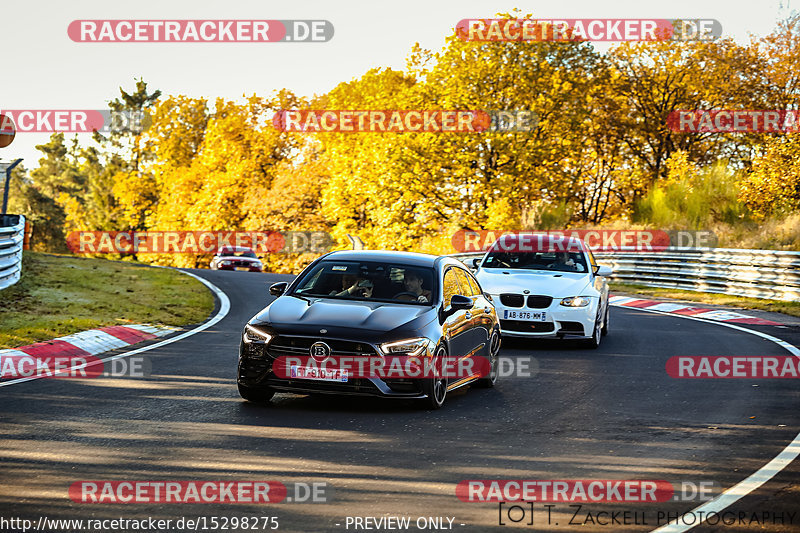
[419,345,448,409]
[601,301,610,336]
[238,382,275,404]
[580,307,602,349]
[475,330,501,388]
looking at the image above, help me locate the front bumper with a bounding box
[217,265,262,272]
[494,297,597,338]
[215,258,263,271]
[238,333,430,398]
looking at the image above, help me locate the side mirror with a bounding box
[450,294,473,311]
[594,265,613,277]
[471,257,481,269]
[440,294,473,321]
[269,281,288,296]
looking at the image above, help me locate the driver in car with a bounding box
[402,270,432,303]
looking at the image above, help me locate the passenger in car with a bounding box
[332,274,374,298]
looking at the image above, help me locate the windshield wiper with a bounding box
[287,293,312,305]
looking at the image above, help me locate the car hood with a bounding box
[252,295,435,340]
[476,268,591,297]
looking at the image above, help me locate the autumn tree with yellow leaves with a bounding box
[10,13,800,264]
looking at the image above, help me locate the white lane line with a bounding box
[622,307,800,533]
[0,269,230,388]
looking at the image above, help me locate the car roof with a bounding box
[322,249,443,268]
[218,246,254,253]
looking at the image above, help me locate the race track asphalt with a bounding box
[0,268,798,532]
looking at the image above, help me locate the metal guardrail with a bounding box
[0,214,25,291]
[450,248,800,302]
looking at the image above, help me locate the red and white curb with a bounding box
[0,324,180,359]
[609,295,782,326]
[0,269,230,388]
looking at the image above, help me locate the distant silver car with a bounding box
[210,246,263,272]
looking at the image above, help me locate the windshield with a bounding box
[218,248,257,258]
[291,260,437,305]
[482,250,588,273]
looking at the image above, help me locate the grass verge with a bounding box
[0,251,215,348]
[609,282,800,318]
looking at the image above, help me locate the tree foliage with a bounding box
[8,14,800,264]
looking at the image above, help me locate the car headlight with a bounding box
[380,337,429,356]
[243,324,273,344]
[560,296,590,307]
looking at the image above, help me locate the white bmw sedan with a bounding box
[471,234,613,348]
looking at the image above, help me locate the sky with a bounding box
[0,0,795,170]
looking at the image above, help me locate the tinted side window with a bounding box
[454,268,476,297]
[465,271,482,296]
[442,269,462,304]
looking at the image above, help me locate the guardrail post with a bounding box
[1,159,23,215]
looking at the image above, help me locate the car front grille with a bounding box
[500,320,555,333]
[240,335,398,395]
[500,294,553,308]
[267,336,379,359]
[500,294,525,307]
[526,295,553,308]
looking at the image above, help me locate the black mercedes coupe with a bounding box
[237,250,501,408]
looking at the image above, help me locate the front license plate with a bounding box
[503,310,548,321]
[290,365,349,382]
[235,266,251,271]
